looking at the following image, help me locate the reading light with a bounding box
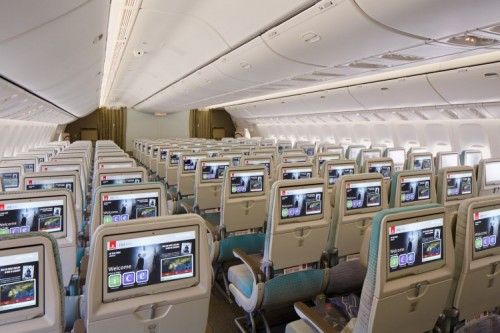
[240,62,252,70]
[447,34,498,47]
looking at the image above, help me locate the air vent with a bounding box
[291,77,321,82]
[484,72,499,78]
[395,112,408,121]
[373,113,385,121]
[414,110,428,120]
[468,108,487,119]
[311,71,345,77]
[348,62,388,69]
[381,53,424,62]
[447,34,499,47]
[487,25,500,34]
[443,110,459,119]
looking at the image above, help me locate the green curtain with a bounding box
[97,107,127,149]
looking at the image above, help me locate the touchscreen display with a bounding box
[23,164,35,173]
[446,172,472,198]
[345,181,381,210]
[182,156,203,172]
[26,178,74,192]
[201,162,229,181]
[100,174,142,186]
[1,172,20,190]
[105,230,196,293]
[400,176,431,203]
[102,192,159,224]
[464,152,481,166]
[282,168,313,180]
[98,162,134,169]
[41,164,79,173]
[160,149,168,161]
[278,144,291,154]
[473,208,499,252]
[0,200,64,234]
[485,161,500,185]
[348,147,362,160]
[413,156,432,171]
[230,171,264,194]
[244,159,271,176]
[152,148,158,157]
[327,165,355,185]
[283,156,307,163]
[0,251,39,314]
[170,152,181,165]
[388,149,405,165]
[280,187,323,220]
[303,146,315,157]
[368,163,392,179]
[388,217,444,272]
[440,154,458,168]
[318,155,340,169]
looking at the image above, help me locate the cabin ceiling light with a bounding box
[302,32,321,43]
[381,53,424,62]
[348,61,388,69]
[447,34,498,47]
[484,72,499,78]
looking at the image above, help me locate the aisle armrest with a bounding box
[294,302,339,333]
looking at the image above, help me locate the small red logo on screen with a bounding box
[474,212,480,220]
[108,240,116,250]
[28,180,33,185]
[101,176,106,180]
[389,226,396,235]
[0,204,4,211]
[103,195,109,201]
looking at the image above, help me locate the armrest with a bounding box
[294,302,339,333]
[73,319,86,333]
[79,255,89,287]
[233,248,266,284]
[180,201,193,213]
[202,218,220,242]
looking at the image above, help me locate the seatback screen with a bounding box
[0,171,20,190]
[244,159,271,176]
[440,154,458,168]
[41,164,80,173]
[464,152,481,166]
[413,156,432,171]
[368,162,392,179]
[400,175,431,203]
[222,155,241,167]
[280,186,323,220]
[23,164,35,173]
[26,177,74,192]
[101,192,159,224]
[152,147,158,157]
[303,146,315,157]
[388,217,444,272]
[0,251,39,314]
[327,165,355,185]
[0,199,64,234]
[230,170,264,194]
[485,161,500,185]
[278,144,292,154]
[473,208,499,252]
[104,229,196,296]
[100,174,143,186]
[348,147,362,160]
[282,167,313,180]
[345,181,381,211]
[98,161,134,169]
[160,148,168,161]
[362,151,381,162]
[182,156,203,172]
[201,162,229,181]
[325,147,343,156]
[446,171,472,198]
[318,155,341,169]
[387,149,405,165]
[282,156,308,163]
[170,152,181,165]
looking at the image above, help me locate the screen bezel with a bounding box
[471,205,500,260]
[385,213,446,280]
[463,151,482,167]
[0,166,22,191]
[101,226,200,302]
[367,161,393,180]
[181,154,206,174]
[24,175,77,194]
[411,154,433,171]
[325,162,356,188]
[0,195,67,238]
[0,245,44,326]
[386,148,406,166]
[278,184,324,224]
[100,189,162,226]
[399,174,433,206]
[344,179,383,215]
[228,169,266,198]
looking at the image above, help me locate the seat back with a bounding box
[437,166,477,210]
[0,233,63,333]
[279,153,308,165]
[0,163,24,192]
[264,179,330,272]
[477,158,500,196]
[346,145,365,160]
[24,171,84,231]
[241,155,275,185]
[39,161,87,196]
[220,165,269,233]
[390,170,436,208]
[50,157,89,187]
[385,147,406,172]
[177,153,207,197]
[156,146,169,178]
[277,140,293,154]
[83,215,211,333]
[276,162,314,181]
[0,189,77,286]
[355,205,454,333]
[319,144,344,157]
[460,149,482,167]
[90,183,168,236]
[314,153,341,176]
[435,151,460,173]
[96,158,136,171]
[452,195,500,320]
[406,152,434,172]
[93,167,148,195]
[331,173,387,257]
[166,149,189,186]
[194,158,231,211]
[1,156,38,173]
[149,145,160,172]
[357,149,382,171]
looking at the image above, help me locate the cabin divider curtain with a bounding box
[189,109,212,138]
[97,107,126,149]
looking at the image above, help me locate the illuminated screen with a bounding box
[473,208,499,252]
[368,162,392,179]
[446,172,472,198]
[319,155,341,169]
[303,146,315,157]
[244,159,271,176]
[463,152,481,166]
[328,165,355,185]
[485,161,500,185]
[230,170,264,194]
[345,181,381,210]
[413,156,432,171]
[282,167,313,180]
[101,192,159,224]
[0,251,39,314]
[278,144,292,154]
[0,172,20,190]
[400,176,431,203]
[100,174,143,186]
[0,199,64,234]
[26,178,74,192]
[182,156,203,172]
[348,147,362,160]
[280,186,323,220]
[388,217,444,272]
[98,162,134,169]
[22,164,35,173]
[283,156,307,163]
[160,149,168,161]
[363,151,381,161]
[440,154,458,168]
[170,152,181,165]
[104,230,196,294]
[201,162,229,181]
[387,150,405,165]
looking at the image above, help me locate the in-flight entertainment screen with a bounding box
[327,164,355,185]
[201,162,229,181]
[473,208,499,252]
[280,186,323,220]
[345,181,381,211]
[400,175,431,203]
[244,159,271,176]
[101,192,159,224]
[100,174,142,186]
[446,171,472,198]
[413,156,432,171]
[282,167,313,180]
[368,162,392,179]
[0,171,20,190]
[230,170,264,194]
[26,178,74,192]
[388,217,444,272]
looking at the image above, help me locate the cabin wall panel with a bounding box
[0,119,57,157]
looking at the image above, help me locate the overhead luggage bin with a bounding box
[262,0,422,68]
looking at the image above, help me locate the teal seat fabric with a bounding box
[218,233,265,262]
[389,171,403,208]
[228,264,254,298]
[354,204,441,333]
[262,269,327,308]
